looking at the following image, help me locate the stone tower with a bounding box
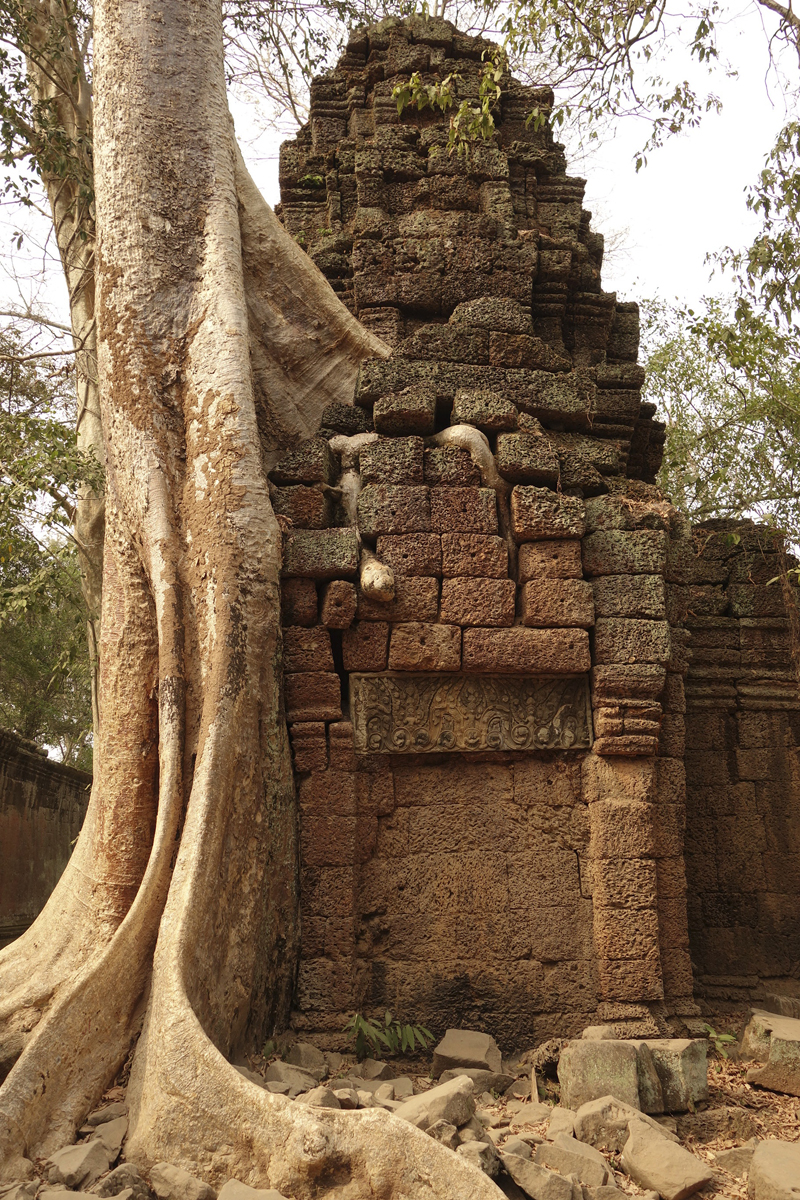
[269,16,800,1044]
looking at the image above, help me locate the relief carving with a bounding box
[350,672,592,754]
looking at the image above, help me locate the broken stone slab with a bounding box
[0,1186,38,1200]
[500,1153,574,1200]
[393,1076,415,1099]
[505,1079,532,1101]
[741,1010,777,1061]
[149,1163,216,1200]
[285,1041,327,1080]
[440,1067,516,1094]
[427,1120,460,1150]
[573,1095,679,1154]
[507,1101,552,1127]
[46,1140,113,1189]
[352,1057,396,1081]
[620,1119,713,1200]
[744,1011,800,1097]
[457,1141,500,1177]
[545,1108,576,1140]
[296,1085,341,1108]
[234,1065,268,1090]
[634,1043,664,1115]
[432,1029,503,1077]
[636,1040,708,1112]
[39,1191,80,1200]
[503,1137,532,1159]
[90,1115,128,1156]
[264,1081,290,1096]
[263,1060,319,1095]
[713,1140,758,1179]
[581,1027,617,1041]
[356,1090,379,1108]
[747,1139,800,1199]
[394,1074,476,1131]
[534,1136,609,1187]
[557,1041,640,1111]
[92,1163,154,1200]
[459,1116,491,1144]
[333,1088,359,1109]
[217,1183,289,1200]
[86,1101,128,1126]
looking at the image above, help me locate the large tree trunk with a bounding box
[0,1,500,1194]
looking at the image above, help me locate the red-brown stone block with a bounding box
[496,433,560,485]
[373,385,437,435]
[440,577,515,626]
[281,578,317,627]
[429,486,499,534]
[511,487,585,541]
[518,540,583,581]
[270,436,338,485]
[283,626,334,673]
[376,533,442,577]
[521,579,595,628]
[283,528,359,579]
[441,533,508,579]
[321,580,357,628]
[357,484,431,535]
[388,623,461,671]
[360,436,424,484]
[357,577,439,622]
[593,618,672,666]
[271,484,332,529]
[462,626,591,673]
[341,620,389,671]
[289,722,328,773]
[285,672,342,722]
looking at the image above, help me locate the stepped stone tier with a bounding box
[271,16,800,1044]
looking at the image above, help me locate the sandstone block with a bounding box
[341,621,389,671]
[283,528,359,579]
[217,1183,288,1200]
[452,389,518,432]
[712,1143,756,1178]
[440,578,516,626]
[441,533,508,578]
[456,1141,499,1177]
[46,1141,113,1189]
[496,433,560,485]
[500,1154,573,1200]
[389,623,461,671]
[426,1120,459,1150]
[289,723,327,773]
[507,1100,552,1126]
[357,484,431,534]
[620,1119,713,1200]
[438,1068,515,1093]
[582,530,667,577]
[376,533,442,576]
[357,577,439,622]
[557,1040,640,1110]
[535,1136,609,1187]
[91,1115,128,1156]
[320,401,373,436]
[462,626,590,673]
[297,1085,341,1108]
[518,540,583,581]
[423,445,481,486]
[511,487,585,541]
[745,1011,800,1097]
[264,1060,320,1094]
[573,1095,679,1154]
[592,575,666,620]
[521,579,594,628]
[149,1166,216,1200]
[373,385,437,435]
[85,1101,128,1126]
[593,618,671,666]
[430,486,499,534]
[360,436,424,484]
[286,1041,327,1078]
[281,578,317,626]
[269,437,337,485]
[93,1164,151,1200]
[271,485,331,529]
[546,1107,576,1140]
[638,1040,708,1112]
[747,1140,800,1200]
[283,627,333,673]
[449,296,534,335]
[320,580,357,628]
[285,673,341,722]
[394,1075,476,1131]
[432,1029,502,1077]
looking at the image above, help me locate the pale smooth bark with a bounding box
[1,0,502,1193]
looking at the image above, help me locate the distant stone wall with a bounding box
[0,729,91,946]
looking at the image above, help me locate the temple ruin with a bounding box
[267,15,800,1045]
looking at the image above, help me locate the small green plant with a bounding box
[703,1022,737,1058]
[299,173,325,188]
[343,1011,434,1060]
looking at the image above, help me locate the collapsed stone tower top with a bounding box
[278,14,664,488]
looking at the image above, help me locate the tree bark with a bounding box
[1,1,501,1193]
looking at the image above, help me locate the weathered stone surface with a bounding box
[535,1135,609,1186]
[430,487,499,534]
[271,484,332,530]
[320,401,373,437]
[264,1060,319,1094]
[634,1043,664,1116]
[424,445,481,486]
[427,1120,460,1150]
[520,579,594,628]
[46,1142,113,1189]
[456,1141,499,1177]
[376,533,442,576]
[441,533,508,579]
[461,627,591,674]
[281,577,317,626]
[440,578,516,626]
[518,540,583,581]
[712,1142,757,1178]
[508,1101,553,1127]
[286,1041,327,1078]
[394,1074,476,1131]
[452,389,519,432]
[284,672,342,722]
[360,436,424,484]
[433,1029,502,1076]
[620,1120,713,1200]
[283,528,359,579]
[270,437,337,485]
[558,1042,640,1111]
[582,530,667,577]
[592,575,666,620]
[496,434,560,486]
[593,618,671,666]
[450,297,534,336]
[341,620,389,671]
[439,1068,516,1093]
[746,1140,800,1199]
[320,580,358,628]
[91,1116,128,1156]
[511,487,585,541]
[217,1182,288,1200]
[373,385,437,435]
[149,1164,217,1200]
[356,576,439,622]
[388,623,461,671]
[86,1101,128,1127]
[297,1085,341,1108]
[93,1163,153,1200]
[546,1108,576,1140]
[500,1154,574,1200]
[638,1040,708,1112]
[745,1011,800,1097]
[351,671,592,752]
[357,484,432,535]
[283,627,334,673]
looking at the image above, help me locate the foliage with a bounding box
[644,297,800,532]
[702,1022,737,1059]
[343,1011,434,1059]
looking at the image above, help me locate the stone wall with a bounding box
[0,729,91,946]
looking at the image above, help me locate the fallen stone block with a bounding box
[459,1115,491,1143]
[557,1041,640,1110]
[86,1101,128,1126]
[353,1057,395,1081]
[535,1136,609,1187]
[507,1101,551,1126]
[285,1041,327,1079]
[713,1141,757,1179]
[744,1011,800,1097]
[500,1153,574,1200]
[582,1189,628,1200]
[393,1076,415,1099]
[39,1191,78,1200]
[92,1163,154,1200]
[217,1184,288,1200]
[333,1088,359,1109]
[90,1114,127,1156]
[457,1141,499,1177]
[234,1065,268,1089]
[432,1029,503,1077]
[149,1163,216,1200]
[264,1060,319,1095]
[296,1085,341,1107]
[439,1068,515,1094]
[634,1043,664,1115]
[427,1120,459,1150]
[620,1119,713,1200]
[640,1040,708,1112]
[2,1187,38,1200]
[573,1095,679,1154]
[46,1140,113,1189]
[394,1074,475,1131]
[545,1108,576,1140]
[503,1137,532,1159]
[747,1139,800,1199]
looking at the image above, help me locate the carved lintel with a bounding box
[350,672,593,754]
